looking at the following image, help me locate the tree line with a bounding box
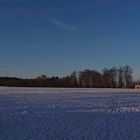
[0,65,136,88]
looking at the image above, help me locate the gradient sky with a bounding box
[0,0,140,79]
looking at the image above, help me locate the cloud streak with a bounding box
[48,17,78,31]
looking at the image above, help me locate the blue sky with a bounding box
[0,0,140,79]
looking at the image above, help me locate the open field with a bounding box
[0,87,140,140]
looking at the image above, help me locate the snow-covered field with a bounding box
[0,87,140,140]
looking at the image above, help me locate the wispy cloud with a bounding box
[48,17,78,31]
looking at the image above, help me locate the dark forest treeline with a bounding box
[0,65,138,88]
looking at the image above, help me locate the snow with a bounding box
[0,87,140,140]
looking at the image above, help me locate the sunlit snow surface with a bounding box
[0,87,140,140]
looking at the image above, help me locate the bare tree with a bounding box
[118,67,124,88]
[123,65,133,88]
